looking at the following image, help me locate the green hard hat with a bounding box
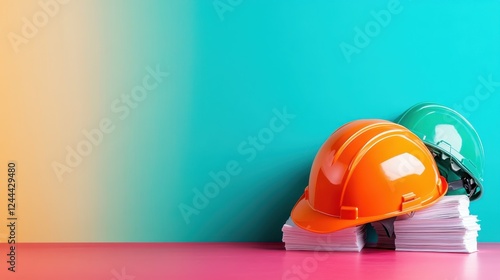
[395,102,484,201]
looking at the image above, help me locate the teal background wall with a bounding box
[41,0,500,242]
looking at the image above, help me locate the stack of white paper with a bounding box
[282,217,366,252]
[394,195,480,253]
[369,222,396,249]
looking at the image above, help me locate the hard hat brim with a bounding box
[425,142,483,200]
[290,194,377,233]
[291,176,448,234]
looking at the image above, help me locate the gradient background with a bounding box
[1,0,499,243]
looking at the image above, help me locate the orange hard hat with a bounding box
[291,119,447,233]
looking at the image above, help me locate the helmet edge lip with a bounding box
[290,176,449,234]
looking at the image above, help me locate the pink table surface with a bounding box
[1,243,499,280]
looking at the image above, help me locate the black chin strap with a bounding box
[447,176,477,198]
[374,217,397,238]
[463,176,477,197]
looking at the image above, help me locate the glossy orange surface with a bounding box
[291,120,447,233]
